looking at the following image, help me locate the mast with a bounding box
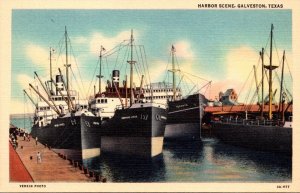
[172,45,176,101]
[278,50,285,121]
[58,68,75,111]
[264,24,278,120]
[125,75,128,107]
[127,30,136,106]
[98,46,105,94]
[253,65,259,105]
[50,47,53,92]
[260,48,264,118]
[137,75,144,101]
[64,26,71,91]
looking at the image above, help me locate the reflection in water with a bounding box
[82,138,291,182]
[84,154,166,182]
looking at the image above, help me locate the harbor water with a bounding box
[11,117,291,182]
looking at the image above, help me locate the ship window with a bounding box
[105,99,107,103]
[97,99,100,103]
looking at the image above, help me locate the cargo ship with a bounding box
[210,24,292,155]
[96,30,167,158]
[165,45,209,141]
[28,27,101,161]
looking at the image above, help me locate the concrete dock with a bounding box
[12,137,92,182]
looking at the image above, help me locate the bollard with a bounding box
[102,178,107,183]
[30,156,33,160]
[21,146,23,149]
[94,174,100,182]
[89,171,94,178]
[69,159,73,165]
[83,167,88,174]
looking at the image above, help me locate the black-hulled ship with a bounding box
[210,24,292,155]
[165,45,209,141]
[28,27,101,161]
[99,30,167,158]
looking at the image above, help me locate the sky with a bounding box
[11,10,292,114]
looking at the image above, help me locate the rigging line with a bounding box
[113,42,123,70]
[284,57,293,81]
[180,71,210,82]
[141,45,152,85]
[133,44,142,81]
[142,46,150,86]
[104,40,129,58]
[87,57,99,97]
[105,56,110,80]
[244,75,255,108]
[236,67,254,105]
[119,44,130,74]
[138,46,147,86]
[163,50,172,83]
[139,45,149,86]
[181,72,197,96]
[69,67,85,100]
[143,46,151,86]
[68,37,87,99]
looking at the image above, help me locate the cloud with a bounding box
[73,36,88,44]
[26,44,49,68]
[17,74,34,89]
[172,41,194,59]
[225,46,259,82]
[10,99,33,114]
[89,30,138,56]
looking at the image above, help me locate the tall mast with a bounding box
[260,48,264,118]
[253,65,259,105]
[171,45,176,101]
[278,50,285,121]
[64,26,70,91]
[49,47,53,92]
[264,24,278,120]
[98,46,105,94]
[127,29,136,106]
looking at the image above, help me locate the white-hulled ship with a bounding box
[28,27,102,161]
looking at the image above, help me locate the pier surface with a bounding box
[12,138,91,182]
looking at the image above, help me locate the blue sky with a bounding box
[11,10,292,113]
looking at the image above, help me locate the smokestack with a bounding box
[112,70,120,88]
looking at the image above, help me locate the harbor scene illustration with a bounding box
[9,9,292,183]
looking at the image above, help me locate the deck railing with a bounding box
[213,118,282,127]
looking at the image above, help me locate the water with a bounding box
[11,118,291,182]
[10,116,32,133]
[84,138,291,182]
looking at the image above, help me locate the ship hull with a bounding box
[212,122,292,155]
[166,93,206,141]
[101,105,167,158]
[30,115,102,161]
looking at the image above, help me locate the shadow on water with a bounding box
[84,153,166,182]
[163,140,204,162]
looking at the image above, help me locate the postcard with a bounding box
[0,0,299,192]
